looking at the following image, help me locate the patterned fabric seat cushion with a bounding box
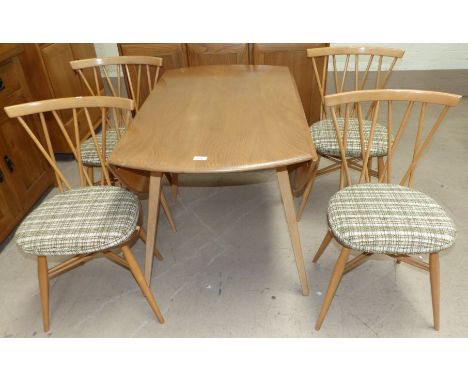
[310,117,388,157]
[15,186,139,256]
[327,183,456,254]
[81,126,125,167]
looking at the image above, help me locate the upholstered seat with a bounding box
[327,183,456,255]
[16,186,139,256]
[81,126,125,167]
[310,117,388,157]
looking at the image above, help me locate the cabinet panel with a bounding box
[118,43,188,73]
[252,43,328,125]
[0,93,52,214]
[0,44,53,244]
[20,43,101,153]
[0,58,21,105]
[70,43,104,96]
[118,43,188,106]
[40,43,83,123]
[70,43,98,61]
[0,140,21,243]
[186,43,249,66]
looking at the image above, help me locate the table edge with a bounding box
[108,153,314,174]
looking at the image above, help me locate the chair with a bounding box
[70,56,178,232]
[296,46,405,220]
[312,89,461,331]
[4,96,165,331]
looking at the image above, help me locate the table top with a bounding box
[109,65,317,173]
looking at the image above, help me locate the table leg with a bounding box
[276,166,309,296]
[144,171,163,285]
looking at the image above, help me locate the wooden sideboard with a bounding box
[20,43,103,153]
[0,44,54,243]
[118,43,328,125]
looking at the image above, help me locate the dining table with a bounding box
[109,64,318,296]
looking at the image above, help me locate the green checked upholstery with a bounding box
[310,117,389,157]
[327,183,456,254]
[15,186,139,256]
[81,126,125,167]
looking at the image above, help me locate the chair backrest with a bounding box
[4,96,135,191]
[324,89,461,188]
[307,46,405,119]
[70,56,163,111]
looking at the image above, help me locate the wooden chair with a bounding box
[4,96,165,331]
[311,89,461,331]
[70,56,178,229]
[296,46,405,220]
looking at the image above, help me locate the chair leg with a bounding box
[86,166,94,185]
[171,173,178,200]
[429,252,440,331]
[160,190,177,232]
[367,157,373,181]
[377,157,385,182]
[296,157,320,221]
[37,256,50,332]
[313,230,334,263]
[315,246,350,331]
[139,228,164,261]
[339,162,345,189]
[121,245,165,324]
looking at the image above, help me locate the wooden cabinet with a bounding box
[186,43,249,66]
[0,138,21,242]
[0,44,54,243]
[20,43,103,153]
[252,43,328,125]
[118,43,328,125]
[118,43,188,74]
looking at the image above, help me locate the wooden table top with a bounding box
[109,65,317,173]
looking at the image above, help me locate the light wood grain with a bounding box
[324,89,461,187]
[109,65,316,173]
[315,247,350,331]
[144,172,163,285]
[122,245,164,323]
[312,230,333,263]
[4,96,134,117]
[307,46,404,58]
[325,89,461,108]
[70,56,163,69]
[296,157,320,220]
[277,167,309,296]
[37,256,49,332]
[252,43,329,125]
[429,253,440,330]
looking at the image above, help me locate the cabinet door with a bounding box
[186,43,249,66]
[70,43,104,96]
[0,149,21,243]
[0,93,52,216]
[252,43,328,125]
[40,44,83,122]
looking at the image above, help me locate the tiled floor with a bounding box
[1,99,467,337]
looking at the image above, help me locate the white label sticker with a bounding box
[193,156,208,161]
